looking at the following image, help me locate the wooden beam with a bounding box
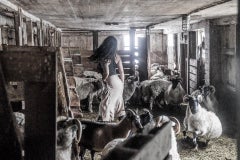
[26,19,34,46]
[93,31,98,50]
[236,1,240,158]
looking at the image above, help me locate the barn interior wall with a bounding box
[149,30,168,67]
[209,16,237,134]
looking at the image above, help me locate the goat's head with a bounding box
[57,117,82,145]
[170,76,182,89]
[57,123,78,148]
[126,75,139,85]
[200,85,215,98]
[125,109,143,131]
[183,95,202,114]
[139,108,153,127]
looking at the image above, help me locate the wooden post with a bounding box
[93,31,98,50]
[146,27,151,79]
[26,19,34,46]
[130,28,135,74]
[236,1,240,158]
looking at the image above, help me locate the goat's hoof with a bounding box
[193,145,198,151]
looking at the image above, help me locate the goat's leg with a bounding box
[90,150,95,160]
[149,97,154,110]
[80,147,86,160]
[193,132,199,151]
[88,94,93,113]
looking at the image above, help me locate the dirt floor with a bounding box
[79,103,237,160]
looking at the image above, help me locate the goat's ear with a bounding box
[209,85,215,94]
[197,95,203,103]
[135,108,139,114]
[183,95,190,103]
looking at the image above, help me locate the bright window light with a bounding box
[123,34,130,51]
[135,59,139,64]
[134,52,139,56]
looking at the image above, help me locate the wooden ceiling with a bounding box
[5,0,238,30]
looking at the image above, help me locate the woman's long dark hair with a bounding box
[89,36,117,62]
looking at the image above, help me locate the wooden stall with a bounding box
[0,45,57,160]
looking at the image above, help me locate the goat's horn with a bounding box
[126,108,135,115]
[169,116,181,135]
[142,108,150,114]
[72,119,82,143]
[56,116,68,122]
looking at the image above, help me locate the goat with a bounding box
[75,78,104,112]
[140,79,171,110]
[79,109,143,160]
[138,109,181,135]
[164,76,185,106]
[191,85,218,113]
[123,75,139,105]
[138,109,181,160]
[57,116,82,160]
[183,95,222,150]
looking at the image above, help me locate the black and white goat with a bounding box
[164,76,185,106]
[191,85,218,113]
[183,95,222,150]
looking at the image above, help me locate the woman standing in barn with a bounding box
[89,36,125,121]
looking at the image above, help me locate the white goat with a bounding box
[56,117,82,160]
[183,95,222,150]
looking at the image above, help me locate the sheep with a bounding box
[75,77,104,113]
[79,109,143,160]
[150,67,167,80]
[183,95,222,150]
[164,76,185,106]
[191,85,218,113]
[138,109,181,160]
[123,75,139,105]
[140,79,171,110]
[56,116,82,160]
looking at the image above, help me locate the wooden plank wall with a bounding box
[0,6,61,48]
[61,30,134,77]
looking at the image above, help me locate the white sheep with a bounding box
[183,95,222,150]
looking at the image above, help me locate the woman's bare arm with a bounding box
[115,54,125,83]
[101,60,110,82]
